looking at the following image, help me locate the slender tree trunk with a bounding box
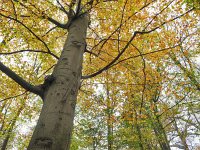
[1,102,25,150]
[92,136,97,150]
[173,119,189,150]
[106,75,113,150]
[1,135,9,150]
[134,113,144,150]
[149,106,171,150]
[107,113,113,150]
[27,14,89,150]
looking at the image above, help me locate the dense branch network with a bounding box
[0,0,197,99]
[82,7,194,79]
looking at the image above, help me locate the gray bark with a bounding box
[27,14,89,150]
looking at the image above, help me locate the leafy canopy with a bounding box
[0,0,200,149]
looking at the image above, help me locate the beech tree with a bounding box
[0,0,199,150]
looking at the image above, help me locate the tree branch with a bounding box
[89,0,154,53]
[82,31,139,79]
[82,27,165,79]
[111,44,180,68]
[56,0,69,15]
[82,8,194,79]
[0,61,43,97]
[0,91,27,102]
[0,49,59,59]
[143,0,174,30]
[0,13,51,52]
[13,0,69,29]
[132,44,147,114]
[46,16,69,29]
[84,49,98,57]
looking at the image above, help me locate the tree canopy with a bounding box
[0,0,199,149]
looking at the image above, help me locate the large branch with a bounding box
[0,61,43,97]
[82,31,139,79]
[82,28,162,79]
[46,16,69,29]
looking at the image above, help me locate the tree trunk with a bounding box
[1,97,25,150]
[150,107,171,150]
[105,75,113,150]
[133,112,144,150]
[27,14,89,150]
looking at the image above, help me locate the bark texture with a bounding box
[27,14,89,150]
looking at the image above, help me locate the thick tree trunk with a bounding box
[27,14,89,150]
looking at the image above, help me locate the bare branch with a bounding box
[111,44,180,68]
[0,49,59,59]
[84,49,98,57]
[0,91,27,102]
[46,16,69,29]
[143,0,174,30]
[56,0,69,15]
[38,65,55,79]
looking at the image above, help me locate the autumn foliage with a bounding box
[0,0,199,149]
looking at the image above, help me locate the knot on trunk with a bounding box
[38,75,56,100]
[72,41,85,47]
[35,137,53,148]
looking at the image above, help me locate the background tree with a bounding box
[0,0,199,150]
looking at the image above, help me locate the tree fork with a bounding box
[27,13,89,150]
